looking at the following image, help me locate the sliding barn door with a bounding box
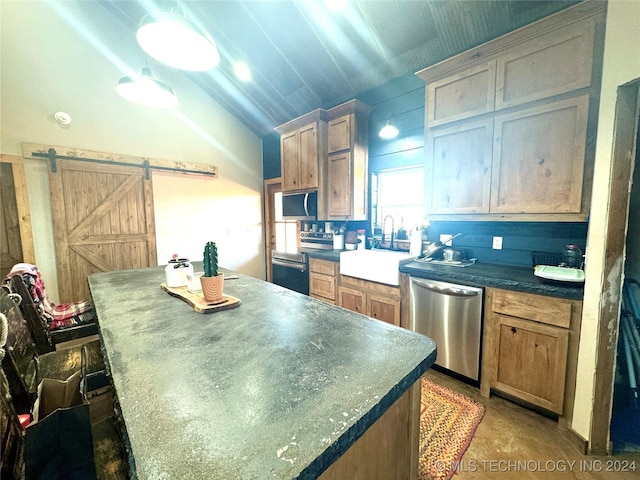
[49,159,157,302]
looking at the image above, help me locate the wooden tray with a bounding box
[161,283,241,314]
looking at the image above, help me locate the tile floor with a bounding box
[426,369,640,480]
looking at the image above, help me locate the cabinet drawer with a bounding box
[492,289,572,328]
[309,258,337,276]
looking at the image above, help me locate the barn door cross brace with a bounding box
[34,148,216,179]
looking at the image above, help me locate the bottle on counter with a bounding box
[562,244,583,269]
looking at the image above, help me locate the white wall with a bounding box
[573,0,640,441]
[0,1,265,302]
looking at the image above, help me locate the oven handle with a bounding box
[272,258,307,273]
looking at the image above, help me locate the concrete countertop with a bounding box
[400,261,584,300]
[88,265,436,479]
[307,249,583,300]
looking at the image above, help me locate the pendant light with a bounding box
[136,9,220,71]
[116,66,178,108]
[379,115,399,139]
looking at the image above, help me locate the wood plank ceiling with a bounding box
[99,0,581,137]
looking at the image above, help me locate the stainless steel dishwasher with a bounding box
[409,277,483,381]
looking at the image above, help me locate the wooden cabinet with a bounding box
[481,288,582,419]
[417,3,605,221]
[275,110,327,193]
[338,275,401,326]
[309,258,337,304]
[425,119,493,214]
[427,61,496,127]
[324,100,370,220]
[491,96,589,214]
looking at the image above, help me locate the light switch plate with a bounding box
[492,236,503,250]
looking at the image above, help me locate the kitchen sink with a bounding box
[340,249,417,286]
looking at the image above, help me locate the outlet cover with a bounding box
[492,236,503,250]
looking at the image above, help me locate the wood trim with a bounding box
[21,142,218,178]
[263,177,281,283]
[0,154,35,264]
[589,82,640,454]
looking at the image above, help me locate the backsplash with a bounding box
[426,221,588,268]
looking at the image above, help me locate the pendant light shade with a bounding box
[116,67,178,108]
[379,116,399,139]
[136,11,220,71]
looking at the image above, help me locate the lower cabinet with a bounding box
[309,258,337,304]
[480,287,582,419]
[338,275,401,326]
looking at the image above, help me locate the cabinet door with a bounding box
[496,22,594,110]
[328,114,351,153]
[490,95,589,214]
[310,272,336,301]
[281,131,299,191]
[367,293,400,326]
[494,314,569,414]
[427,61,496,127]
[425,119,493,214]
[338,286,365,315]
[298,123,319,190]
[327,151,352,217]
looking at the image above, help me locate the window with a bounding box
[274,192,298,253]
[371,165,424,232]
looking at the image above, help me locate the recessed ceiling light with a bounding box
[233,61,251,82]
[53,111,72,126]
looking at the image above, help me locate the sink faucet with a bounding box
[382,215,395,250]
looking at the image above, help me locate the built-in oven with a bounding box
[271,251,309,295]
[271,231,333,295]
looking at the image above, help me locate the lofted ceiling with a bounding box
[98,0,581,137]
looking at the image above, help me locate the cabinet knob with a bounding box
[511,326,517,334]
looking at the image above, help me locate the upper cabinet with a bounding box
[275,109,327,193]
[324,100,371,220]
[276,100,370,220]
[416,2,605,221]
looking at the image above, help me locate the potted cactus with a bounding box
[200,241,224,302]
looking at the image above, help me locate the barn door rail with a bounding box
[32,148,217,179]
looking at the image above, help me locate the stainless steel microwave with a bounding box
[282,191,317,220]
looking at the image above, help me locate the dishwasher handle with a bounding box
[411,278,481,297]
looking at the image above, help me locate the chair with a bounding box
[5,265,100,353]
[0,289,108,407]
[0,297,129,479]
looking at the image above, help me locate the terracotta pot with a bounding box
[200,273,224,302]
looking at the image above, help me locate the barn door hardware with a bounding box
[32,148,217,178]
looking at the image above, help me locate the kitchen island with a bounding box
[88,265,436,479]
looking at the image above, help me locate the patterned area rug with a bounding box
[420,376,486,480]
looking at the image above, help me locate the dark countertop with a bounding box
[308,249,583,300]
[88,265,436,479]
[400,260,584,300]
[307,249,342,262]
